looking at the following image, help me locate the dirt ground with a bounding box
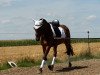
[0,59,100,75]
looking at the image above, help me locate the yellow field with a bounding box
[0,43,100,64]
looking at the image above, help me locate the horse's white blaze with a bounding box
[33,20,42,29]
[40,60,46,68]
[51,57,56,65]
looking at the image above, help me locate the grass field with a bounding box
[0,39,40,47]
[0,42,100,72]
[0,39,100,70]
[0,38,100,47]
[0,42,100,64]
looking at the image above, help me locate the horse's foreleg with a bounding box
[39,46,46,73]
[42,45,46,55]
[48,46,57,71]
[39,46,51,73]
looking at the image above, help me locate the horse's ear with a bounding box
[40,18,44,22]
[39,18,45,24]
[40,18,47,24]
[32,19,36,23]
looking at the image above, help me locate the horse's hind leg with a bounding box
[64,40,73,67]
[48,45,57,71]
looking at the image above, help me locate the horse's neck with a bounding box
[45,26,53,37]
[41,23,53,40]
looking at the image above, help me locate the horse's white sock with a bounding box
[40,60,46,68]
[51,57,56,65]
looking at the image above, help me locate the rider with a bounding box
[52,19,60,27]
[51,19,61,37]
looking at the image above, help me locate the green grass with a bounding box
[71,50,100,61]
[17,57,61,67]
[71,38,100,43]
[17,57,35,67]
[0,62,11,70]
[17,57,42,67]
[0,57,62,70]
[0,39,40,47]
[93,53,100,59]
[0,38,100,47]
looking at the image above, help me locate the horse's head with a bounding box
[33,18,48,41]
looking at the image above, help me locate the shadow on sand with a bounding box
[56,66,88,72]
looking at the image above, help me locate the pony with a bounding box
[33,18,74,73]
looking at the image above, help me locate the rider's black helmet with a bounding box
[52,19,60,27]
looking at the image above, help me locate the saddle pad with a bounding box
[58,27,66,38]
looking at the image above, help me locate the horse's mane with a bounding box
[39,18,53,37]
[40,18,49,25]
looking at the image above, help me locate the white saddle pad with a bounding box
[58,27,66,39]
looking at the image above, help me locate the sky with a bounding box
[0,0,100,40]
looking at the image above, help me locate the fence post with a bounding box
[87,31,90,54]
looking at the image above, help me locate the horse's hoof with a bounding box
[38,68,42,74]
[68,62,72,67]
[48,65,54,71]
